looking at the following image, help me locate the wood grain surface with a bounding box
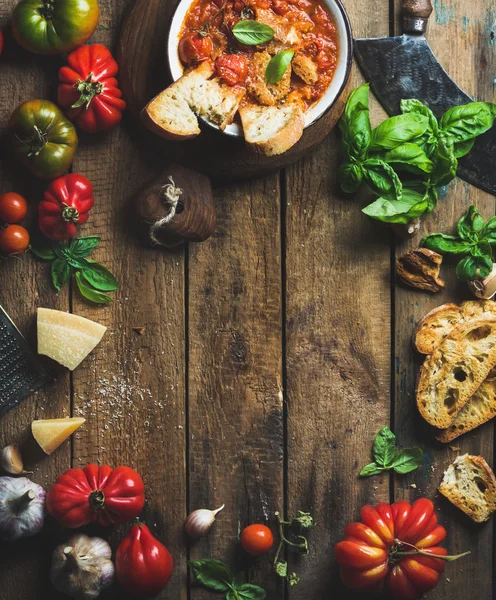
[0,0,494,598]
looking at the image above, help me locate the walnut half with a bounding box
[397,248,445,293]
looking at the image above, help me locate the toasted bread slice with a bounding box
[292,52,318,85]
[247,51,291,107]
[256,8,301,45]
[416,317,496,428]
[239,102,304,156]
[437,369,496,442]
[141,61,245,140]
[439,454,496,522]
[414,300,496,355]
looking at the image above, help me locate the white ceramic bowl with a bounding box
[167,0,352,137]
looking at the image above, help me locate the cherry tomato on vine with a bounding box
[0,224,30,254]
[178,31,213,65]
[0,193,28,224]
[241,524,274,555]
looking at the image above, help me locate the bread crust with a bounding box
[416,317,496,428]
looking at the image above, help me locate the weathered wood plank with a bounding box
[69,2,188,599]
[188,176,284,598]
[284,0,391,589]
[0,4,70,599]
[393,0,495,598]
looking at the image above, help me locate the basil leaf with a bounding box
[372,426,396,467]
[338,162,363,193]
[455,255,492,280]
[380,143,433,173]
[265,50,294,83]
[31,243,56,260]
[430,136,457,186]
[188,559,234,592]
[235,584,267,600]
[481,216,496,244]
[422,233,470,255]
[362,158,402,200]
[440,102,496,142]
[51,259,71,292]
[369,114,429,151]
[400,99,439,135]
[391,447,423,474]
[457,205,483,241]
[453,138,475,158]
[362,188,427,224]
[75,271,112,304]
[53,242,70,260]
[343,83,369,122]
[232,20,274,45]
[425,186,438,215]
[359,463,385,477]
[339,84,371,161]
[81,263,118,291]
[69,236,100,258]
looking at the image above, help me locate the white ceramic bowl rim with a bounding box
[167,0,352,138]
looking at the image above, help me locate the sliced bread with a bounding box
[239,102,304,156]
[141,61,245,140]
[247,51,292,107]
[416,316,496,428]
[439,454,496,522]
[414,300,496,355]
[437,369,496,442]
[292,52,319,85]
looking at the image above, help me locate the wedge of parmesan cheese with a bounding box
[32,417,86,454]
[37,308,107,370]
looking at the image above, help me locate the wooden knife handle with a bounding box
[402,0,433,34]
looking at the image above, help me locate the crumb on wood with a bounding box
[449,445,461,451]
[133,326,146,335]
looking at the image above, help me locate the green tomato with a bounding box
[12,0,100,55]
[9,100,78,180]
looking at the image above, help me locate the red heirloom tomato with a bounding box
[38,173,94,240]
[178,31,213,65]
[0,193,28,224]
[241,524,274,555]
[0,224,30,254]
[215,54,248,86]
[116,522,174,597]
[58,44,126,133]
[335,499,468,600]
[46,464,145,528]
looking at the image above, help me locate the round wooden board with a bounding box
[117,0,352,181]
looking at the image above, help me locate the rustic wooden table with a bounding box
[0,0,495,598]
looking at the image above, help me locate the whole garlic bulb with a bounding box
[185,504,225,538]
[0,476,46,541]
[51,533,115,600]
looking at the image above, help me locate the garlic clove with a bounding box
[468,263,496,299]
[0,444,24,475]
[185,504,225,538]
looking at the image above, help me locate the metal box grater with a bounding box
[0,305,52,416]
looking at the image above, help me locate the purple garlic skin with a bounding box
[0,476,46,541]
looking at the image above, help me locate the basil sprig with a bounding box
[265,50,294,83]
[422,205,496,280]
[232,20,274,45]
[31,236,118,305]
[338,84,496,225]
[189,559,266,600]
[360,427,423,477]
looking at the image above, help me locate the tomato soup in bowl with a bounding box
[167,0,352,137]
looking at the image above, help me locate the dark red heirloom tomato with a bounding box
[38,173,94,240]
[58,44,126,133]
[241,524,274,555]
[46,464,145,528]
[335,499,468,600]
[116,522,174,597]
[0,193,28,224]
[178,31,213,65]
[215,54,248,86]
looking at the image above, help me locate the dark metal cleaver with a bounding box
[355,0,496,195]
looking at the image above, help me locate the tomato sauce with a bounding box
[178,0,339,111]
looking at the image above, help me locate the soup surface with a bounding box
[178,0,339,112]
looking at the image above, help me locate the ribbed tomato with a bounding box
[335,499,467,600]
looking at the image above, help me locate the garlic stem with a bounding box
[10,489,35,513]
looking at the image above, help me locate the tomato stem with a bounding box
[62,204,80,224]
[72,73,104,110]
[395,550,471,562]
[38,1,55,20]
[89,490,105,511]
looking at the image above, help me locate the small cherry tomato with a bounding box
[0,224,30,254]
[0,193,28,224]
[215,54,248,86]
[272,0,290,15]
[241,524,274,555]
[178,31,213,65]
